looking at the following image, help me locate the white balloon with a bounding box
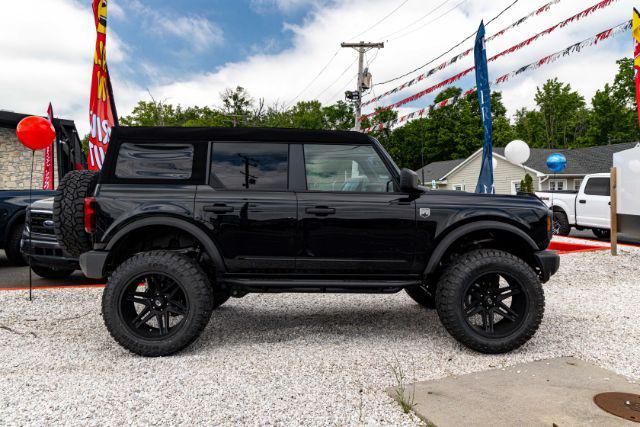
[505,140,530,165]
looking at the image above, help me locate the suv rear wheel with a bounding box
[436,249,544,354]
[102,251,213,357]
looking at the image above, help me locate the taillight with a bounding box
[84,197,96,234]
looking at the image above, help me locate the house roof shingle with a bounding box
[418,142,638,181]
[416,158,466,182]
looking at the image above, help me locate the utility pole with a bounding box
[341,42,384,131]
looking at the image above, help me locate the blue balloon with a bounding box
[546,153,567,173]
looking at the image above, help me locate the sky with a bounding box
[0,0,634,136]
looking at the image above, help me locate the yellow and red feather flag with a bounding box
[88,0,117,170]
[633,8,640,125]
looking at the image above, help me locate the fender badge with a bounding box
[419,208,431,218]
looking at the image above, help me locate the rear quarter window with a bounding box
[115,143,194,180]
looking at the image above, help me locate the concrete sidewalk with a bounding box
[395,357,640,426]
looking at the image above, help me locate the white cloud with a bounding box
[128,1,223,52]
[0,0,632,137]
[147,0,631,122]
[0,0,129,135]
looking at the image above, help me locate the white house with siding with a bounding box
[416,142,637,195]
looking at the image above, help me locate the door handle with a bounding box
[203,204,234,214]
[579,200,586,204]
[305,206,336,216]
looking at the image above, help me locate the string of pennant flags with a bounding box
[361,0,621,114]
[364,20,632,133]
[362,0,563,108]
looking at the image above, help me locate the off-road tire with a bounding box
[31,265,75,279]
[553,211,571,236]
[592,228,611,240]
[53,170,98,257]
[5,222,27,266]
[436,249,544,354]
[405,284,436,309]
[102,251,213,357]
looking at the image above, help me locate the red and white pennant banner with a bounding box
[362,0,620,115]
[362,0,562,108]
[365,21,632,133]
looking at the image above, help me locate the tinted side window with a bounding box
[210,143,288,191]
[584,177,610,196]
[115,143,193,180]
[303,144,396,192]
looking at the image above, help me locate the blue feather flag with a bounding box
[474,21,495,194]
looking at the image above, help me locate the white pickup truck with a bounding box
[536,173,611,239]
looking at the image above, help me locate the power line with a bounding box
[348,0,412,41]
[389,0,468,42]
[374,0,521,87]
[378,0,454,40]
[327,75,358,104]
[315,57,358,101]
[285,48,341,107]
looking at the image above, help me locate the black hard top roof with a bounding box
[112,126,373,144]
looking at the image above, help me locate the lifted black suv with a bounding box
[54,127,559,357]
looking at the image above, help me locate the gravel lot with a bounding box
[1,245,639,426]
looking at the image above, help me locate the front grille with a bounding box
[34,247,64,257]
[29,211,55,235]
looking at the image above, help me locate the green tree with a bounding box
[514,79,588,149]
[519,173,534,194]
[582,58,640,146]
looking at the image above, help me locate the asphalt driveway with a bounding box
[0,250,102,289]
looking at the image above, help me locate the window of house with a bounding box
[549,179,567,191]
[115,143,194,180]
[303,144,396,192]
[454,184,464,191]
[511,181,522,195]
[574,179,583,191]
[210,143,288,191]
[583,177,610,196]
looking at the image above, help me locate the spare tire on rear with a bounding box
[53,170,99,257]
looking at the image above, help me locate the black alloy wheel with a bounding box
[436,249,544,354]
[119,273,189,340]
[102,251,213,357]
[461,273,526,338]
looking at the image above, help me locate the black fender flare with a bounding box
[424,220,539,275]
[104,216,226,272]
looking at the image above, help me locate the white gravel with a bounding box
[1,247,640,426]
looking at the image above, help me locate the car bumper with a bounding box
[79,250,109,279]
[21,232,79,270]
[534,250,560,283]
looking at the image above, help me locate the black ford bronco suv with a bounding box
[54,127,559,357]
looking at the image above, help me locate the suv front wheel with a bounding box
[436,249,544,354]
[102,251,214,357]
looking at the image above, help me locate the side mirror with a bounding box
[400,168,421,193]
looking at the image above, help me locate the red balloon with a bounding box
[16,116,55,151]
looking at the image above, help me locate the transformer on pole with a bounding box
[341,42,384,131]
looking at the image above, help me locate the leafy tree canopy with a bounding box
[118,59,638,170]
